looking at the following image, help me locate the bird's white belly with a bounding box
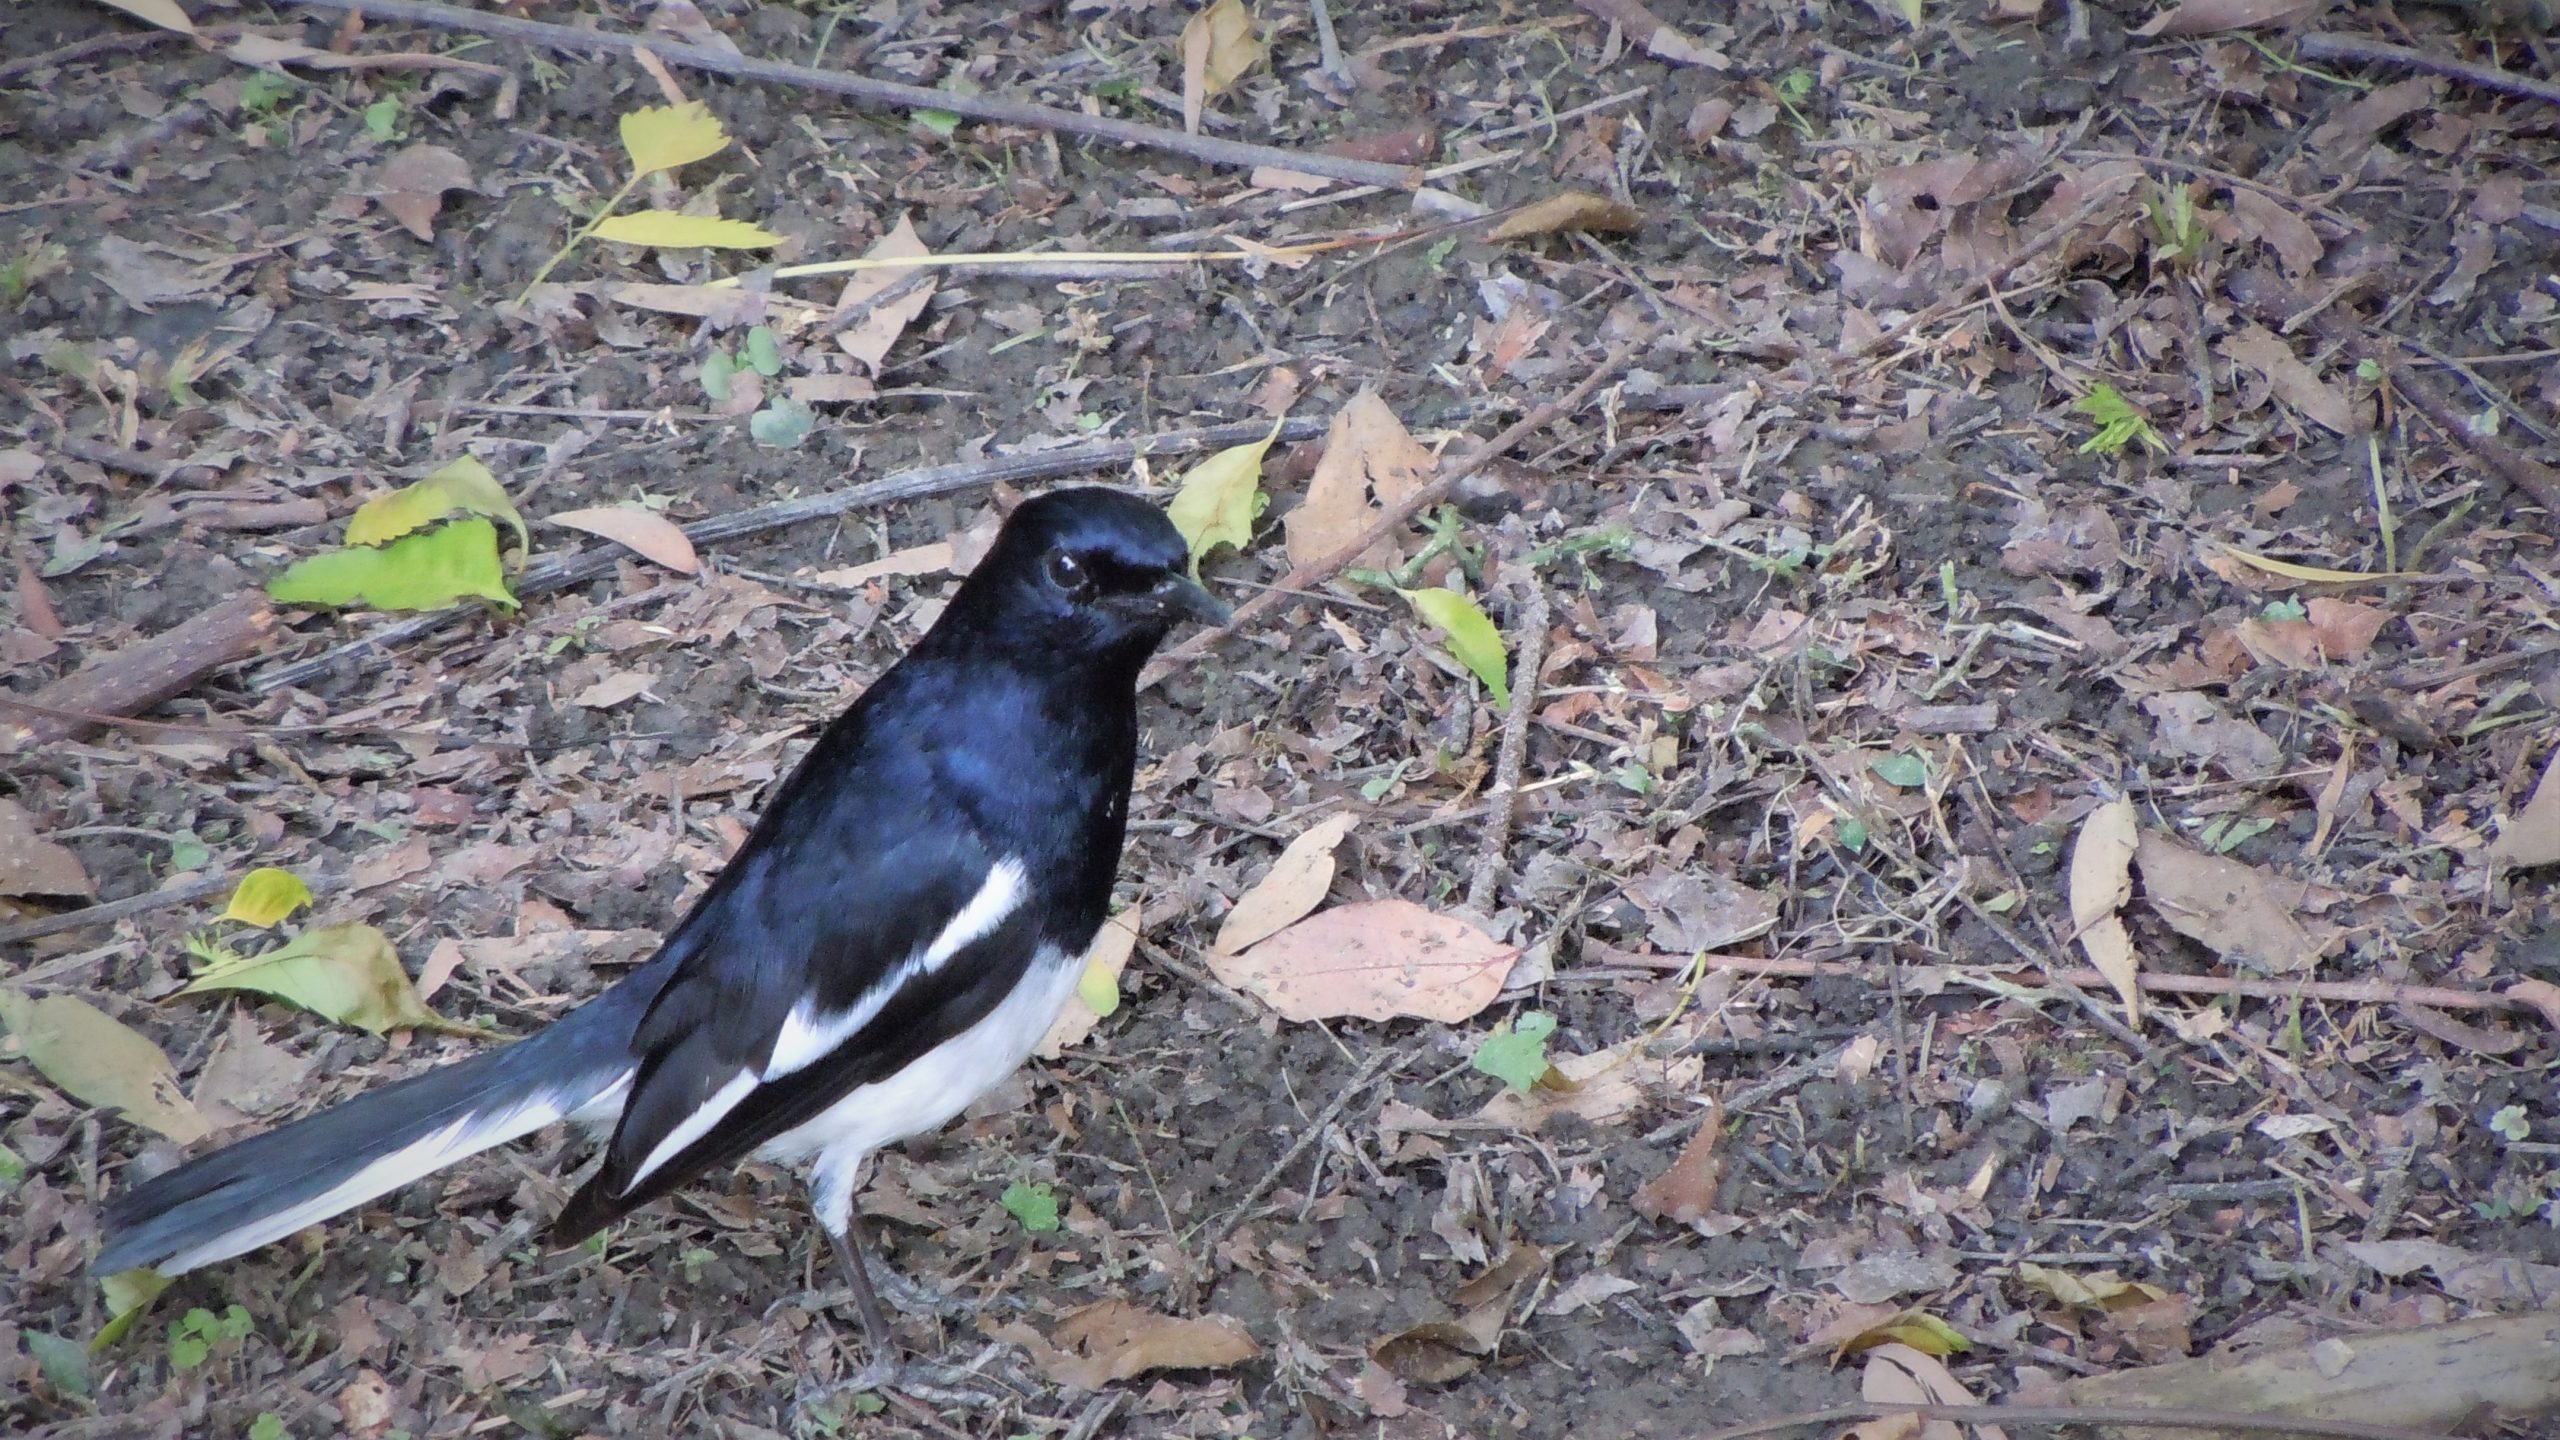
[757,945,1083,1168]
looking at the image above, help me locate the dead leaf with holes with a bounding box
[1212,899,1514,1023]
[2068,797,2141,1026]
[2134,831,2329,974]
[992,1300,1258,1392]
[1214,813,1357,955]
[1284,392,1436,569]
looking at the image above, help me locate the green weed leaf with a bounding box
[345,455,526,551]
[1399,586,1511,706]
[1471,1010,1555,1093]
[1001,1180,1061,1233]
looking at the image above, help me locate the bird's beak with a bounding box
[1151,572,1232,627]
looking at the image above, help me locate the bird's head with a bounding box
[941,487,1229,667]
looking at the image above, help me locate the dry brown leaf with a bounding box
[811,541,953,590]
[603,281,762,326]
[1371,1245,1548,1385]
[2219,324,2357,435]
[0,989,208,1143]
[1487,190,1644,243]
[2133,831,2326,975]
[834,215,936,373]
[1213,813,1356,955]
[1474,1035,1695,1131]
[1631,1102,1724,1228]
[2068,797,2141,1026]
[369,144,474,243]
[995,1300,1258,1392]
[788,374,878,405]
[2228,189,2324,277]
[2133,0,2321,35]
[548,506,700,574]
[572,670,657,709]
[1572,0,1729,66]
[1284,391,1436,569]
[2488,747,2560,868]
[2505,978,2560,1032]
[1178,0,1263,136]
[1857,1343,2004,1440]
[1213,899,1514,1023]
[0,797,95,898]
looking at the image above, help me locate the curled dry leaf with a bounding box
[994,1300,1258,1392]
[2488,747,2560,868]
[1371,1245,1549,1385]
[2067,797,2141,1026]
[0,797,95,898]
[370,143,474,243]
[2133,831,2327,975]
[1212,898,1515,1023]
[1213,813,1356,955]
[1857,1342,2004,1440]
[0,989,208,1143]
[1486,190,1644,243]
[548,505,701,575]
[1284,391,1435,569]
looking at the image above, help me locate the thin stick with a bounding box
[1142,327,1658,688]
[1465,587,1550,915]
[247,416,1328,694]
[2296,32,2560,108]
[1202,1045,1403,1248]
[282,0,1421,189]
[1653,950,2543,1022]
[0,873,237,947]
[1695,1399,2463,1440]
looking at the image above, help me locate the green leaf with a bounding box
[346,455,527,551]
[0,1139,24,1189]
[1000,1180,1061,1233]
[2491,1104,2531,1143]
[1471,1010,1555,1094]
[915,108,961,138]
[700,349,738,403]
[593,211,785,250]
[1399,586,1511,707]
[749,396,816,449]
[94,1269,170,1350]
[1870,752,1929,789]
[268,518,518,613]
[1076,955,1120,1018]
[26,1330,88,1398]
[177,921,453,1036]
[744,325,783,376]
[0,990,208,1143]
[1166,416,1282,574]
[1838,816,1869,853]
[619,101,730,175]
[222,867,312,928]
[168,1310,212,1370]
[248,1414,290,1440]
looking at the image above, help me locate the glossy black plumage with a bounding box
[96,488,1221,1353]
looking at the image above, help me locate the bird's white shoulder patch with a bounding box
[762,856,1029,1081]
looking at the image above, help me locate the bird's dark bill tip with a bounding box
[1164,574,1231,626]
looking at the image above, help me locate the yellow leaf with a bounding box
[1400,586,1511,707]
[1166,415,1282,573]
[618,101,729,175]
[1183,0,1266,96]
[345,455,527,551]
[222,867,312,928]
[1872,1311,1971,1357]
[1487,191,1645,243]
[2217,544,2422,584]
[95,1269,172,1349]
[593,212,786,250]
[268,518,518,613]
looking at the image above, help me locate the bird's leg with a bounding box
[822,1209,893,1356]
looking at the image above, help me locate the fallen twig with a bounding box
[4,595,277,750]
[1142,327,1659,689]
[0,872,235,948]
[1201,1045,1405,1249]
[1692,1399,2463,1440]
[247,417,1329,694]
[281,0,1422,189]
[2297,32,2560,108]
[1637,949,2546,1025]
[1465,586,1550,916]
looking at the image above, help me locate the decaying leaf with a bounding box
[1371,1245,1548,1385]
[1167,416,1282,575]
[369,143,474,243]
[179,922,462,1035]
[2133,831,2327,975]
[1284,391,1435,569]
[2067,797,2142,1026]
[1487,190,1644,243]
[1213,813,1356,955]
[1178,0,1264,135]
[0,989,208,1143]
[835,215,937,373]
[1475,1033,1688,1130]
[548,506,701,574]
[994,1299,1258,1392]
[1632,1102,1724,1229]
[1037,901,1141,1058]
[2490,748,2560,868]
[1213,899,1514,1023]
[346,456,528,551]
[2219,324,2357,436]
[0,798,94,899]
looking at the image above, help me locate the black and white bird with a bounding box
[97,486,1226,1366]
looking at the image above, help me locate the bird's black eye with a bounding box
[1046,550,1088,594]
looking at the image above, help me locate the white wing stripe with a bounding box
[627,1069,758,1190]
[761,857,1029,1081]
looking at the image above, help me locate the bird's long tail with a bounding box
[94,991,647,1277]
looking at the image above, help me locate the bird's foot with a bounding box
[765,1263,968,1324]
[790,1354,1012,1422]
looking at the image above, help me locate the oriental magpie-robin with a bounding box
[96,487,1225,1366]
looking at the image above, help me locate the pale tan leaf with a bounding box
[2134,831,2327,974]
[1212,899,1514,1022]
[1284,391,1436,569]
[2069,797,2141,1025]
[833,215,936,374]
[0,797,95,898]
[573,670,657,709]
[0,989,208,1142]
[811,541,954,589]
[1475,1035,1696,1131]
[1487,190,1644,243]
[548,505,701,574]
[2134,0,2321,36]
[1214,814,1356,955]
[2490,748,2560,868]
[994,1300,1258,1392]
[94,0,196,34]
[2219,323,2357,435]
